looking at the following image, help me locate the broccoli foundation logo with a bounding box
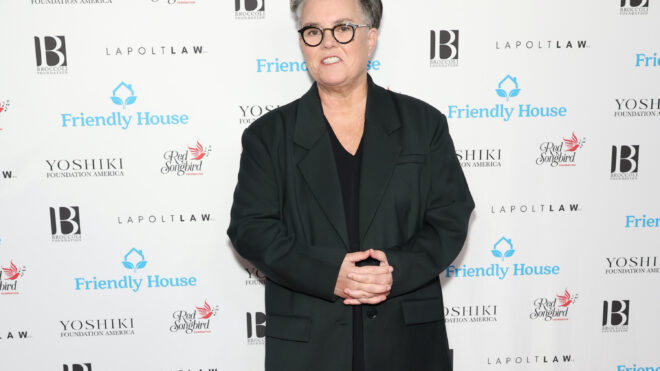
[621,0,649,15]
[430,30,459,68]
[235,0,265,19]
[59,82,190,130]
[246,312,266,345]
[603,300,630,332]
[34,36,68,74]
[170,300,219,334]
[1,260,26,295]
[611,145,639,180]
[50,206,82,242]
[161,141,211,176]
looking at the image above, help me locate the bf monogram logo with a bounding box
[34,36,67,67]
[430,30,459,60]
[246,312,266,338]
[611,145,639,174]
[50,206,81,236]
[602,300,630,326]
[235,0,264,12]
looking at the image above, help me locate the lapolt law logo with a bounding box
[161,140,211,176]
[59,82,190,130]
[170,300,219,334]
[1,260,26,295]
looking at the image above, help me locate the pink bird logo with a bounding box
[563,132,583,152]
[1,261,20,280]
[557,289,575,307]
[196,300,215,319]
[188,141,207,160]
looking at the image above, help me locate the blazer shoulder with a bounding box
[388,89,447,124]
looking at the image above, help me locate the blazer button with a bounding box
[366,308,377,319]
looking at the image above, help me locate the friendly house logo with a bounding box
[448,75,568,122]
[74,249,198,292]
[59,82,190,130]
[445,236,561,280]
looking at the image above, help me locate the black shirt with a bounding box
[326,118,365,371]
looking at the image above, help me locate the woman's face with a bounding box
[298,0,378,90]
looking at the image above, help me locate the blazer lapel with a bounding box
[294,84,350,250]
[359,75,402,243]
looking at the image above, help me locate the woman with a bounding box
[227,0,474,370]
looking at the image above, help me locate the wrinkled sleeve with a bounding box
[384,111,474,298]
[227,127,345,302]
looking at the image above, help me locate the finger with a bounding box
[348,272,393,285]
[343,298,362,305]
[357,295,387,305]
[346,250,370,262]
[354,282,391,294]
[344,288,379,299]
[369,249,389,264]
[351,265,393,275]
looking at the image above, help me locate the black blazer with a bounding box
[227,75,474,371]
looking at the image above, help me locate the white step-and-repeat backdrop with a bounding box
[0,0,658,370]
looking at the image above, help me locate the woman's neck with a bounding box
[317,75,368,119]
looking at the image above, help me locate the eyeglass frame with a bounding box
[297,22,371,47]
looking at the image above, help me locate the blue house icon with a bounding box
[491,237,515,261]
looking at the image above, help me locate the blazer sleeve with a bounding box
[384,111,474,298]
[227,127,345,302]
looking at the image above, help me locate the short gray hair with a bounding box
[290,0,383,29]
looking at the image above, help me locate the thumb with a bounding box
[346,250,370,262]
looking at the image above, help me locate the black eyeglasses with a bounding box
[297,22,370,47]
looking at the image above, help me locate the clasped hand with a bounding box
[334,249,393,305]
